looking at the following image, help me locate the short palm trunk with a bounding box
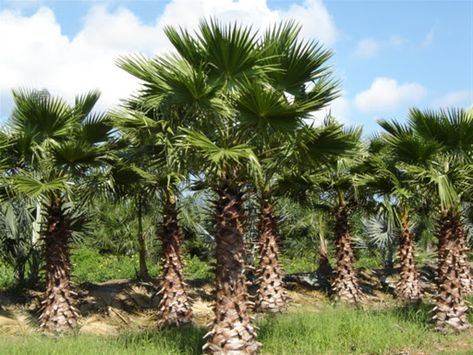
[396,213,421,301]
[39,198,78,333]
[255,196,286,313]
[331,204,362,303]
[157,193,192,328]
[203,180,260,354]
[434,210,470,332]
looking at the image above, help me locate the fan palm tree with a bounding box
[358,139,422,301]
[1,89,113,333]
[408,108,473,295]
[277,119,363,302]
[246,21,339,313]
[111,108,193,327]
[379,109,471,331]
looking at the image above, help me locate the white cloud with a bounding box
[355,77,427,114]
[433,90,472,107]
[0,0,337,118]
[354,35,404,59]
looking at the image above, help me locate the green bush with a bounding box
[0,262,15,289]
[72,248,160,284]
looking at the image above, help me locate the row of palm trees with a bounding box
[0,19,472,353]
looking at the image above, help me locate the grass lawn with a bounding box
[1,302,472,355]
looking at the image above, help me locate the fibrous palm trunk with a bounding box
[396,212,421,301]
[157,191,192,328]
[434,210,470,331]
[455,222,472,294]
[39,197,78,333]
[255,195,286,313]
[203,179,260,354]
[331,203,362,303]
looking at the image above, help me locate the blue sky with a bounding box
[0,0,472,134]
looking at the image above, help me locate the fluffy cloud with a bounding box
[433,90,471,108]
[0,0,337,118]
[354,36,404,59]
[355,77,427,113]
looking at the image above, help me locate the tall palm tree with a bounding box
[247,21,339,313]
[408,108,473,295]
[358,140,422,301]
[379,109,471,331]
[111,109,193,327]
[2,89,113,333]
[277,119,363,302]
[182,129,262,354]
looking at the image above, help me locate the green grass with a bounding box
[1,303,471,354]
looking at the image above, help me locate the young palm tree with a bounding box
[379,109,471,331]
[2,89,113,333]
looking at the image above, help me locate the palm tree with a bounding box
[2,89,113,333]
[408,108,473,295]
[358,139,422,301]
[247,21,339,313]
[111,108,193,327]
[277,119,363,302]
[379,109,471,331]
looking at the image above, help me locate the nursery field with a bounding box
[1,256,473,355]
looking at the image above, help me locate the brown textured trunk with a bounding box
[157,191,192,328]
[331,203,362,303]
[456,222,472,294]
[434,210,470,331]
[396,211,421,301]
[136,195,149,280]
[203,179,260,354]
[39,197,78,333]
[255,195,286,313]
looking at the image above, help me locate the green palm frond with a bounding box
[236,79,304,131]
[7,174,69,199]
[74,90,101,119]
[261,20,336,96]
[378,118,440,164]
[409,107,473,160]
[180,128,261,181]
[11,89,75,141]
[197,19,262,81]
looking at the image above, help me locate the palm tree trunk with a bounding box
[157,190,192,328]
[455,221,472,294]
[396,211,421,301]
[39,197,78,333]
[331,203,362,303]
[203,178,260,354]
[255,194,286,313]
[434,210,470,331]
[136,194,149,280]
